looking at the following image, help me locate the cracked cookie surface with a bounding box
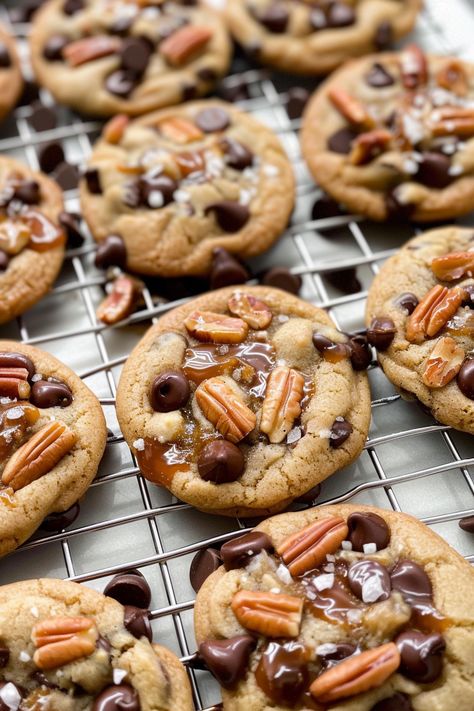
[301,47,474,222]
[0,23,23,123]
[30,0,231,117]
[116,286,371,516]
[0,577,193,710]
[194,503,474,710]
[80,101,295,277]
[366,226,474,434]
[0,341,107,557]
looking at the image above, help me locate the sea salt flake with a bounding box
[218,345,229,355]
[0,683,21,710]
[346,608,362,624]
[6,407,23,420]
[173,189,190,203]
[403,158,418,175]
[147,190,164,209]
[341,540,353,551]
[324,563,335,573]
[286,427,301,444]
[31,374,43,382]
[363,542,377,554]
[319,428,332,439]
[277,314,289,323]
[316,643,338,656]
[263,164,279,177]
[362,576,385,603]
[326,554,335,562]
[402,114,425,145]
[30,606,39,618]
[19,651,30,662]
[276,564,292,585]
[448,164,463,176]
[113,668,128,684]
[239,188,253,206]
[313,574,334,592]
[270,587,281,594]
[133,438,145,451]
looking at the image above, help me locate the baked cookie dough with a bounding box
[195,503,474,710]
[0,156,65,325]
[225,0,421,75]
[80,101,295,277]
[366,226,474,434]
[29,0,231,117]
[0,24,23,123]
[116,286,371,516]
[0,341,107,557]
[0,577,193,710]
[301,46,474,222]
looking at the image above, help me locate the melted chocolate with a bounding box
[255,641,309,705]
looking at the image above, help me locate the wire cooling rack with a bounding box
[1,1,474,708]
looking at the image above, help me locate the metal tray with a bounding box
[1,1,474,708]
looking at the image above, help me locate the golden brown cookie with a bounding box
[195,503,474,710]
[301,47,474,222]
[0,341,107,557]
[30,0,231,117]
[0,578,193,710]
[0,23,23,123]
[80,101,295,277]
[116,286,371,516]
[0,156,65,325]
[366,226,474,434]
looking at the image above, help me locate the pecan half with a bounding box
[276,517,349,576]
[0,219,31,255]
[160,25,213,67]
[328,88,375,130]
[158,117,204,144]
[399,45,428,89]
[32,616,98,670]
[260,366,305,444]
[406,284,466,343]
[421,336,465,388]
[2,421,77,490]
[96,275,141,325]
[429,106,474,138]
[436,60,468,96]
[184,310,248,344]
[431,250,474,281]
[310,642,400,703]
[227,292,273,329]
[349,129,392,166]
[195,377,256,442]
[103,114,130,144]
[0,367,30,399]
[174,150,205,177]
[63,36,121,67]
[231,590,303,638]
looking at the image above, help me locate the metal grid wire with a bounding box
[1,1,474,708]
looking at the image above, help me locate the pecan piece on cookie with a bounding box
[103,114,130,145]
[160,26,213,67]
[328,88,375,130]
[260,366,305,443]
[399,44,428,89]
[184,310,248,344]
[421,336,465,388]
[158,117,204,144]
[406,285,466,343]
[0,366,31,399]
[0,219,31,255]
[276,517,349,576]
[63,36,121,67]
[227,292,273,329]
[349,129,392,166]
[195,377,256,443]
[231,590,303,638]
[436,60,468,96]
[431,250,474,281]
[32,616,98,670]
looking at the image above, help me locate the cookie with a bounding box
[194,503,474,710]
[0,156,65,325]
[115,286,371,516]
[80,101,295,277]
[29,0,231,117]
[0,577,193,710]
[0,24,23,122]
[0,341,107,557]
[301,46,474,222]
[225,0,420,75]
[366,226,474,434]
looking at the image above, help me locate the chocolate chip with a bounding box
[104,571,151,608]
[245,40,262,62]
[294,483,322,505]
[327,127,358,154]
[59,211,84,247]
[329,418,352,448]
[286,87,310,120]
[394,292,418,315]
[217,78,249,103]
[365,62,395,88]
[390,558,432,606]
[0,43,11,69]
[210,248,249,289]
[105,69,138,97]
[196,107,230,133]
[312,333,333,353]
[206,201,250,232]
[141,174,177,208]
[396,630,445,683]
[220,138,253,170]
[110,15,134,35]
[53,162,80,191]
[190,548,222,592]
[28,102,57,133]
[261,267,302,294]
[120,37,152,74]
[0,352,35,379]
[199,635,256,689]
[310,7,328,30]
[385,188,416,221]
[457,358,474,399]
[255,640,308,704]
[182,82,197,101]
[374,20,393,50]
[366,317,396,350]
[221,531,273,570]
[459,515,474,532]
[0,645,9,668]
[371,694,413,711]
[0,251,8,272]
[256,3,288,33]
[347,511,390,551]
[326,267,361,294]
[415,152,452,189]
[198,440,245,483]
[349,334,371,371]
[327,2,355,27]
[92,684,140,711]
[39,503,80,532]
[150,370,190,412]
[348,560,391,602]
[311,193,343,221]
[95,234,127,270]
[43,35,69,61]
[83,167,102,195]
[63,0,84,15]
[30,380,73,408]
[19,81,40,107]
[197,67,217,82]
[123,605,152,641]
[317,642,357,668]
[14,179,40,205]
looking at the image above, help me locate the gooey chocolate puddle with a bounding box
[255,641,311,706]
[302,560,363,626]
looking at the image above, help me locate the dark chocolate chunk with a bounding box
[29,102,57,132]
[329,418,353,448]
[390,558,432,606]
[245,40,262,62]
[220,138,253,170]
[123,605,152,641]
[182,82,197,101]
[459,514,474,532]
[196,107,230,133]
[141,174,177,208]
[198,440,245,484]
[371,693,413,711]
[105,69,138,97]
[261,267,302,295]
[415,152,452,189]
[83,167,102,195]
[150,370,190,412]
[197,67,217,82]
[385,188,416,221]
[120,37,152,74]
[199,635,256,689]
[14,179,40,205]
[30,380,73,408]
[295,483,322,505]
[92,684,140,711]
[221,531,273,570]
[53,162,80,191]
[311,193,343,220]
[0,251,8,272]
[396,630,445,683]
[0,645,9,668]
[286,87,309,120]
[256,3,288,33]
[206,201,249,232]
[43,35,69,61]
[0,43,11,69]
[325,267,361,294]
[63,0,84,15]
[365,62,395,88]
[457,358,474,400]
[190,548,222,592]
[104,570,151,609]
[327,127,358,154]
[394,292,418,315]
[0,352,35,379]
[39,503,80,532]
[347,511,390,551]
[19,81,40,107]
[217,77,249,103]
[348,560,391,602]
[95,234,127,270]
[210,248,249,289]
[327,2,355,27]
[255,640,308,704]
[374,20,393,50]
[59,211,84,247]
[317,642,357,668]
[349,334,371,371]
[366,317,396,350]
[312,333,333,353]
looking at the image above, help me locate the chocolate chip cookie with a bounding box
[0,577,193,710]
[195,503,474,710]
[29,0,231,117]
[301,47,474,222]
[366,226,474,434]
[80,102,295,277]
[115,286,371,516]
[226,0,421,75]
[0,341,107,557]
[0,24,23,123]
[0,156,65,325]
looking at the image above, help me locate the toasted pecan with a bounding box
[260,366,305,444]
[231,590,303,637]
[421,336,465,388]
[195,377,256,442]
[32,616,98,670]
[406,284,466,343]
[276,517,349,576]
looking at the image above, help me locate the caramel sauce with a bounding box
[0,401,39,463]
[0,487,16,509]
[22,209,65,252]
[322,343,351,363]
[445,311,474,337]
[135,438,192,487]
[411,603,449,633]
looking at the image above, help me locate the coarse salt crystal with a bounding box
[441,141,458,155]
[30,606,39,618]
[31,374,43,382]
[133,438,145,452]
[313,574,334,592]
[316,643,338,656]
[270,587,281,594]
[173,189,190,203]
[242,167,257,182]
[147,190,164,209]
[448,164,463,176]
[239,189,253,206]
[324,563,335,573]
[263,164,279,177]
[402,114,425,145]
[6,407,23,420]
[218,345,229,355]
[346,608,362,624]
[341,540,353,551]
[276,359,287,367]
[276,564,292,585]
[0,683,21,710]
[19,651,30,662]
[277,314,289,323]
[319,428,332,439]
[0,397,12,405]
[362,576,385,604]
[326,554,335,562]
[286,427,301,444]
[113,668,128,684]
[363,542,377,554]
[306,589,316,600]
[403,158,418,175]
